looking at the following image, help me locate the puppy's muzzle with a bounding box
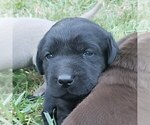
[58,74,74,88]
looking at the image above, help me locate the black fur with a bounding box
[36,17,118,125]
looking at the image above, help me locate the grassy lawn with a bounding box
[0,0,149,124]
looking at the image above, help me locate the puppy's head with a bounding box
[36,18,118,97]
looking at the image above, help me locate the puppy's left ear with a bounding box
[35,39,45,75]
[106,33,119,65]
[36,50,44,75]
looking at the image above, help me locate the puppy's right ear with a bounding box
[36,40,44,75]
[106,33,119,65]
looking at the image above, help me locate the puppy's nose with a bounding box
[58,74,74,87]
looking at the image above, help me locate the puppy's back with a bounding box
[62,33,137,125]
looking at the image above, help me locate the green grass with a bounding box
[0,0,149,124]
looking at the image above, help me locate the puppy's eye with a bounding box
[83,50,94,56]
[44,53,53,59]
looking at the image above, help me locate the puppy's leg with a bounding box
[32,75,46,96]
[42,88,56,125]
[80,1,101,19]
[33,81,46,96]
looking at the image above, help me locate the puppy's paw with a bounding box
[33,82,46,96]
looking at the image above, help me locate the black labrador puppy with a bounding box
[36,17,118,125]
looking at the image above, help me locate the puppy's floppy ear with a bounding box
[36,40,44,75]
[106,33,119,65]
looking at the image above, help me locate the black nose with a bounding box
[58,74,74,87]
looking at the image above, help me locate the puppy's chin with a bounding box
[50,88,85,98]
[50,85,93,98]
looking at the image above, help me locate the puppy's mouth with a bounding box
[51,86,87,98]
[67,83,95,96]
[49,79,97,98]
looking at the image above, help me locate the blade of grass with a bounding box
[2,93,13,106]
[15,91,26,106]
[43,112,54,125]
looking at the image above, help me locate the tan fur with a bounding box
[0,1,101,71]
[62,33,138,125]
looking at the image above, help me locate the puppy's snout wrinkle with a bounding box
[58,74,74,87]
